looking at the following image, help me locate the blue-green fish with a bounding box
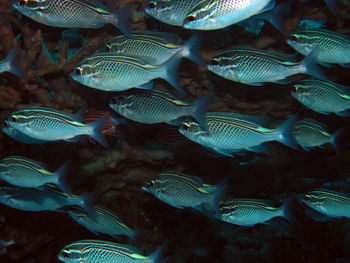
[287,29,350,67]
[142,171,226,212]
[183,0,276,31]
[208,48,323,86]
[12,0,131,34]
[0,44,26,78]
[58,240,162,263]
[106,31,204,66]
[2,120,48,144]
[0,156,69,192]
[301,189,350,219]
[73,53,181,91]
[179,112,298,157]
[145,0,201,26]
[0,185,93,213]
[292,79,350,117]
[0,239,15,255]
[218,198,293,226]
[67,205,138,241]
[294,118,343,151]
[109,88,210,127]
[7,107,108,146]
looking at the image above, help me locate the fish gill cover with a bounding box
[0,0,349,262]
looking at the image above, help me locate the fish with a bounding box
[208,48,323,86]
[106,31,204,66]
[12,0,132,35]
[0,156,69,192]
[294,118,343,151]
[301,188,350,219]
[287,29,350,68]
[2,121,49,144]
[0,239,15,255]
[291,79,350,117]
[145,0,201,27]
[183,0,283,31]
[0,44,26,78]
[179,112,298,157]
[73,53,182,91]
[67,205,138,242]
[142,171,226,212]
[6,107,108,147]
[218,198,293,226]
[109,88,211,128]
[0,185,94,214]
[58,240,162,263]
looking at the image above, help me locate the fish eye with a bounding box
[62,251,71,258]
[3,121,9,128]
[75,68,83,76]
[110,97,119,104]
[11,116,17,123]
[149,2,156,9]
[293,86,298,93]
[146,181,154,188]
[181,123,190,131]
[106,44,111,52]
[187,15,196,22]
[211,59,220,66]
[18,0,26,6]
[291,35,298,41]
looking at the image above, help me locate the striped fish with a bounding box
[7,107,108,146]
[0,185,93,214]
[12,0,131,34]
[73,53,181,91]
[179,112,298,157]
[142,171,226,212]
[2,121,48,144]
[293,118,343,151]
[145,0,201,26]
[208,48,323,86]
[292,79,350,117]
[109,88,210,127]
[218,198,293,226]
[301,188,350,219]
[58,240,162,263]
[67,205,137,241]
[106,31,203,65]
[0,44,26,78]
[0,156,69,192]
[287,29,350,67]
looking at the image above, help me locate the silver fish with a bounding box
[0,185,93,214]
[292,79,350,117]
[142,171,226,211]
[0,44,26,78]
[7,107,108,146]
[73,53,181,91]
[294,118,343,151]
[67,205,137,241]
[287,29,350,67]
[219,198,293,226]
[106,31,203,65]
[301,188,350,219]
[183,0,275,30]
[208,48,323,86]
[12,0,131,34]
[179,112,298,157]
[109,88,210,127]
[58,240,162,263]
[0,156,69,192]
[145,0,201,26]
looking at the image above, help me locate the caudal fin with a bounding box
[78,193,96,217]
[190,92,212,129]
[183,35,206,66]
[53,161,70,194]
[276,114,299,150]
[263,1,292,35]
[111,4,133,35]
[0,44,26,78]
[210,178,228,215]
[301,50,325,79]
[281,197,295,224]
[148,246,163,263]
[88,116,109,147]
[331,128,344,152]
[325,0,342,16]
[160,53,182,92]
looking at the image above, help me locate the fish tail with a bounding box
[281,197,296,224]
[2,44,26,79]
[263,0,292,35]
[190,92,212,129]
[78,193,96,217]
[54,161,70,194]
[301,50,325,79]
[128,229,144,245]
[148,246,163,263]
[210,178,228,215]
[324,0,341,16]
[88,116,109,147]
[276,114,299,150]
[161,53,182,92]
[331,128,344,152]
[111,3,133,36]
[183,34,206,66]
